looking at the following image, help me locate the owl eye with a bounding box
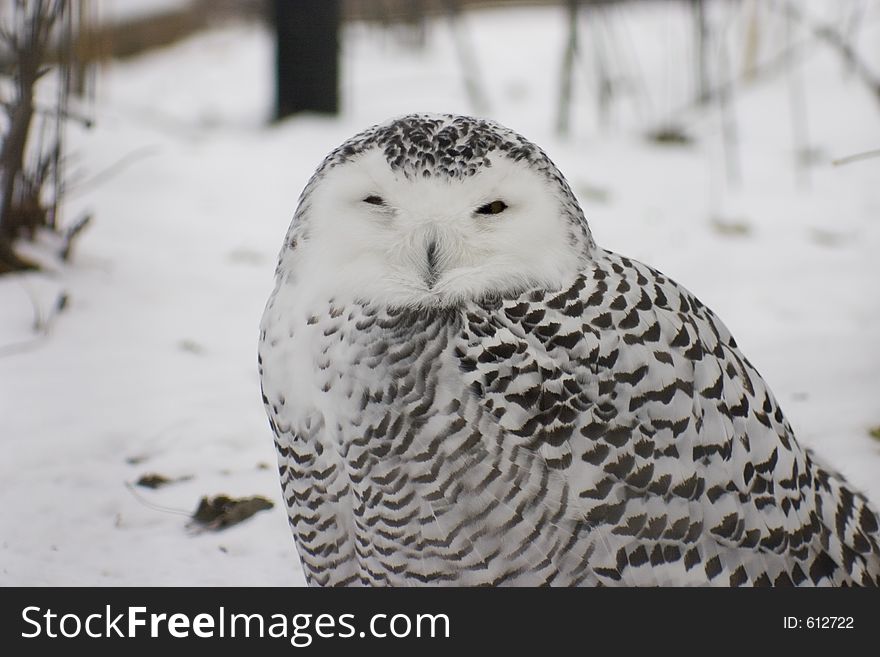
[363,195,386,206]
[475,200,508,215]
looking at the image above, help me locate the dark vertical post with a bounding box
[273,0,341,121]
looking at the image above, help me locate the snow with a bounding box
[1,1,879,586]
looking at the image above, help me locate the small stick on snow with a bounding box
[832,148,880,166]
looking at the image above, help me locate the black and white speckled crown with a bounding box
[328,113,544,179]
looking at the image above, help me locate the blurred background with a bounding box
[1,0,878,585]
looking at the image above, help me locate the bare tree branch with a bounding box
[777,0,880,107]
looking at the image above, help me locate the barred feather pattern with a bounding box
[259,249,880,587]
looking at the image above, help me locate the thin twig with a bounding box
[0,335,48,357]
[62,145,159,197]
[717,41,740,186]
[60,212,91,261]
[693,0,710,104]
[124,482,193,518]
[591,5,614,127]
[556,0,579,136]
[776,0,880,107]
[0,279,50,357]
[444,0,489,114]
[786,3,810,188]
[832,148,880,166]
[32,101,94,128]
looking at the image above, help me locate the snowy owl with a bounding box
[259,113,880,586]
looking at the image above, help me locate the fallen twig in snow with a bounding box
[59,213,92,261]
[832,148,880,166]
[123,482,192,518]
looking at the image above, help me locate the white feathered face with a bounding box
[278,116,591,308]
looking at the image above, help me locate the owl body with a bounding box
[259,114,880,586]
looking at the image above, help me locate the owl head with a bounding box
[276,114,594,308]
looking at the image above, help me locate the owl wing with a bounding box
[455,248,880,586]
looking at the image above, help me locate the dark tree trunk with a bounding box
[1,8,44,241]
[273,0,341,120]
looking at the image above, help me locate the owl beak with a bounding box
[423,239,439,290]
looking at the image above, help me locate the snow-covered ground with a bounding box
[1,1,879,586]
